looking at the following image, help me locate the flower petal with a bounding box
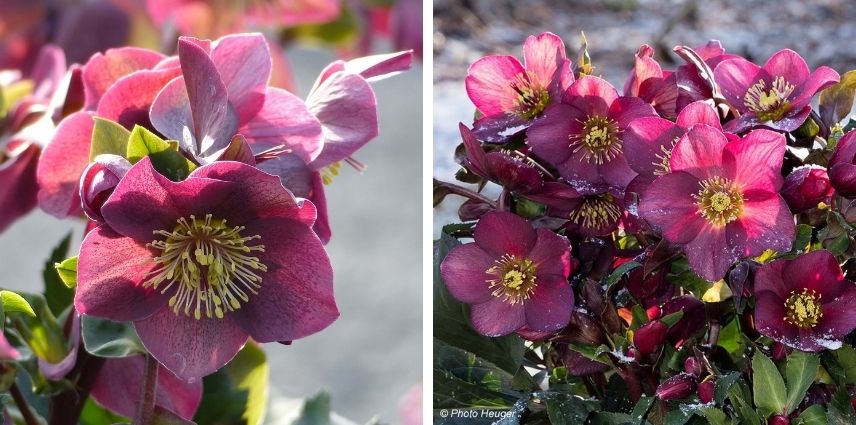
[465,55,525,117]
[523,32,571,96]
[241,87,323,164]
[82,47,165,109]
[75,225,166,322]
[230,217,338,342]
[440,243,495,304]
[474,211,537,258]
[623,116,683,176]
[524,274,572,332]
[210,33,271,122]
[526,103,583,167]
[783,250,846,301]
[791,66,839,108]
[134,308,248,381]
[639,171,705,244]
[762,49,810,92]
[816,286,856,341]
[567,76,618,106]
[669,124,727,180]
[36,111,93,218]
[0,141,38,231]
[676,101,721,130]
[470,298,525,337]
[685,224,733,281]
[727,192,795,258]
[754,290,800,348]
[723,129,785,191]
[713,57,762,112]
[96,67,181,129]
[529,228,572,278]
[305,72,375,168]
[609,95,657,129]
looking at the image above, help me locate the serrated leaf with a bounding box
[126,125,195,181]
[785,351,819,413]
[90,117,131,160]
[81,315,145,358]
[54,256,78,289]
[753,351,787,417]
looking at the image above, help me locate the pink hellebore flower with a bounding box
[675,40,739,112]
[459,123,542,193]
[639,125,795,281]
[465,32,573,142]
[440,211,573,336]
[714,49,839,133]
[755,250,856,352]
[828,130,856,198]
[0,45,67,232]
[75,158,338,380]
[524,182,625,237]
[256,50,412,242]
[528,76,657,196]
[624,44,678,119]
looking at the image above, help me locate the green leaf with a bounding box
[15,293,67,364]
[543,392,601,425]
[752,351,787,417]
[1,291,35,318]
[713,372,742,405]
[833,345,856,384]
[700,408,728,425]
[792,224,813,253]
[433,338,521,408]
[79,398,129,425]
[126,125,195,181]
[660,310,684,328]
[795,404,827,425]
[194,369,248,424]
[605,261,641,288]
[828,386,856,425]
[80,315,145,358]
[43,232,74,316]
[54,256,78,289]
[293,392,332,425]
[728,379,762,425]
[784,351,819,413]
[224,343,269,425]
[90,117,131,160]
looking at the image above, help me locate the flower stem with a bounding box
[135,354,159,425]
[433,179,497,207]
[10,383,38,425]
[498,188,509,211]
[708,319,721,347]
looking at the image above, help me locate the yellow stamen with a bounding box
[486,254,538,304]
[743,76,795,121]
[693,176,744,226]
[784,288,822,328]
[570,115,622,164]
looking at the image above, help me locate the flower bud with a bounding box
[656,373,697,401]
[684,357,702,377]
[79,154,131,222]
[768,415,790,425]
[697,380,714,404]
[829,131,856,198]
[781,166,833,212]
[633,320,668,355]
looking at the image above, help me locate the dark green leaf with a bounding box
[194,368,248,425]
[713,372,742,405]
[784,351,819,413]
[43,232,74,316]
[81,315,145,358]
[542,392,601,425]
[126,125,194,181]
[833,345,856,384]
[752,351,787,417]
[820,70,856,127]
[795,404,827,425]
[605,261,641,289]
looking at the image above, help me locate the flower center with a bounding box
[569,193,622,230]
[570,115,621,164]
[509,72,550,120]
[694,176,744,226]
[652,136,680,176]
[320,161,342,185]
[144,214,267,320]
[486,254,538,304]
[743,76,795,121]
[784,288,822,328]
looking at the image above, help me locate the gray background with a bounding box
[0,47,422,423]
[432,0,856,235]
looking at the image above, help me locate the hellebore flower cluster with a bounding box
[436,31,856,422]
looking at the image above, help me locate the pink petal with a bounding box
[524,274,572,332]
[610,95,657,129]
[791,66,840,108]
[523,32,571,96]
[459,123,488,177]
[676,101,721,129]
[30,45,67,103]
[816,287,856,341]
[470,297,525,337]
[210,33,271,122]
[567,76,619,106]
[727,192,795,258]
[96,68,181,129]
[529,228,572,278]
[713,57,762,113]
[526,103,582,166]
[474,211,537,258]
[100,157,236,242]
[623,116,683,176]
[669,124,727,181]
[639,171,705,244]
[149,77,194,151]
[241,87,323,164]
[134,308,248,381]
[624,44,662,96]
[685,224,733,281]
[754,258,791,299]
[762,49,810,91]
[176,38,238,157]
[340,51,414,83]
[723,129,785,190]
[465,55,525,117]
[231,217,337,342]
[439,243,495,304]
[83,47,165,110]
[0,333,19,361]
[754,291,800,347]
[36,111,93,218]
[75,225,166,322]
[91,355,203,420]
[783,250,846,301]
[0,141,39,231]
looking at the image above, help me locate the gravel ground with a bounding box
[432,0,856,234]
[0,47,422,424]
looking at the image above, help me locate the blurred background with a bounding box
[433,0,856,234]
[0,0,422,423]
